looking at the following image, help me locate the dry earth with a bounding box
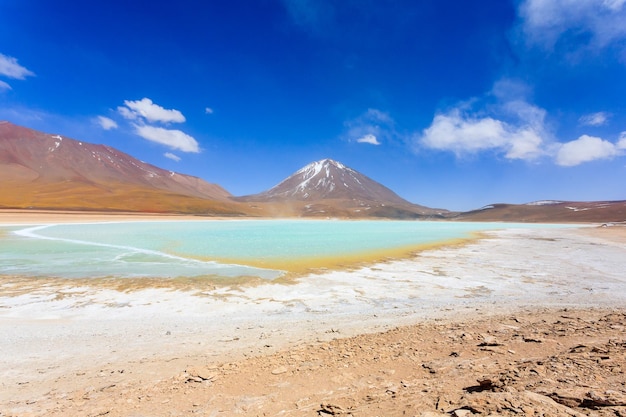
[2,308,625,417]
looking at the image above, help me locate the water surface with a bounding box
[0,220,569,280]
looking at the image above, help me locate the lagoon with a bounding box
[0,220,571,280]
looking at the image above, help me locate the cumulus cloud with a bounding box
[517,0,626,53]
[95,116,118,130]
[419,110,545,160]
[133,125,200,153]
[356,134,381,145]
[205,107,214,114]
[556,134,621,166]
[111,98,200,153]
[579,111,611,126]
[164,152,181,162]
[418,88,626,166]
[417,80,548,161]
[0,80,11,91]
[0,53,35,79]
[118,98,185,124]
[343,108,397,146]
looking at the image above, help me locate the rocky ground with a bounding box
[3,307,625,417]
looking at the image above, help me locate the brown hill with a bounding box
[0,121,245,215]
[236,159,448,218]
[456,200,626,223]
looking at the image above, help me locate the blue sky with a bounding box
[1,0,625,211]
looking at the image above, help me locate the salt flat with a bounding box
[1,225,625,413]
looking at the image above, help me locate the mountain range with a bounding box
[1,121,624,222]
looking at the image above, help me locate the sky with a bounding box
[1,0,625,211]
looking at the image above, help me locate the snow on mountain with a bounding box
[244,158,411,204]
[525,200,564,206]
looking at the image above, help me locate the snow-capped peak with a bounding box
[252,158,410,205]
[281,159,358,196]
[296,159,347,176]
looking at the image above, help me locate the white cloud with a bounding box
[343,108,396,145]
[133,125,200,153]
[164,152,181,162]
[518,0,626,52]
[418,80,548,161]
[356,134,381,145]
[419,110,544,160]
[418,85,626,167]
[617,131,626,149]
[417,78,626,167]
[420,83,626,166]
[0,80,11,91]
[0,53,35,79]
[95,116,118,130]
[556,134,620,166]
[118,98,185,124]
[579,111,611,126]
[205,107,214,114]
[117,106,135,120]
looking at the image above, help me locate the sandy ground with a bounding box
[1,213,625,416]
[0,210,227,224]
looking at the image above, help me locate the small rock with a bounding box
[480,346,506,354]
[319,403,346,415]
[586,390,626,407]
[523,336,544,343]
[478,334,502,346]
[185,366,218,382]
[271,366,288,375]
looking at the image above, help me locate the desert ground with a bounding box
[1,212,625,416]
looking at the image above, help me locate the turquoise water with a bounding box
[0,220,569,280]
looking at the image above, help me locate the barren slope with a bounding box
[457,200,626,223]
[0,121,246,214]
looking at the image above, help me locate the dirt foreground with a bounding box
[3,308,625,417]
[1,218,625,416]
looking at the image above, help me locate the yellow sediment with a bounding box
[0,274,270,295]
[187,233,485,280]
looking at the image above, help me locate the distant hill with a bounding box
[0,121,244,215]
[455,200,626,223]
[237,159,449,218]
